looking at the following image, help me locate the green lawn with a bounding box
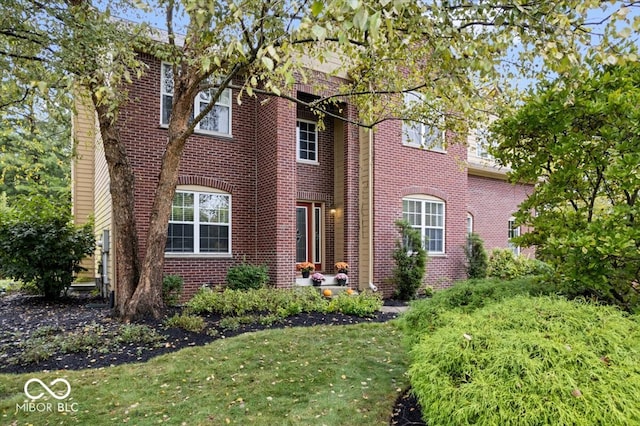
[1,322,408,425]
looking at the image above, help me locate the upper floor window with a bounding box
[508,217,520,256]
[475,126,495,159]
[402,92,445,152]
[297,119,318,163]
[166,189,231,255]
[161,63,232,135]
[403,196,446,254]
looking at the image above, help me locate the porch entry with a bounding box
[296,202,323,271]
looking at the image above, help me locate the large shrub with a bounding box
[408,296,640,425]
[0,196,95,299]
[491,64,640,311]
[464,232,488,279]
[226,261,269,291]
[391,220,427,300]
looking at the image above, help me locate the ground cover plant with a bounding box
[0,294,407,425]
[398,277,554,347]
[408,296,640,425]
[0,287,387,374]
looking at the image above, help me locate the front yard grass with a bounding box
[0,322,408,425]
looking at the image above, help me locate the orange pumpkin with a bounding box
[346,289,354,295]
[322,289,333,297]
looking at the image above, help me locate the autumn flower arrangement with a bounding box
[296,262,315,273]
[335,262,349,273]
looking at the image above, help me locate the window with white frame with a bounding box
[166,189,231,254]
[402,92,445,152]
[508,217,520,256]
[475,126,494,159]
[403,196,446,254]
[161,63,231,135]
[467,213,473,235]
[297,119,318,163]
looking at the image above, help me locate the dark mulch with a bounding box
[0,292,424,425]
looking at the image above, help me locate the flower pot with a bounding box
[338,269,348,274]
[336,278,347,286]
[301,271,310,278]
[312,280,322,287]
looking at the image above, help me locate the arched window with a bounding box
[402,195,446,254]
[166,187,231,255]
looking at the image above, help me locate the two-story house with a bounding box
[72,53,532,300]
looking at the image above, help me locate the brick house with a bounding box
[72,53,532,299]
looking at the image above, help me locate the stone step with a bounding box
[295,274,349,287]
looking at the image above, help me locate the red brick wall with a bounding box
[117,54,261,298]
[467,174,534,256]
[112,53,533,300]
[372,122,469,296]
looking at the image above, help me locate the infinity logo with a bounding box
[24,378,71,400]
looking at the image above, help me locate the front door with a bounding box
[296,202,322,271]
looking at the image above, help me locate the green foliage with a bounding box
[185,287,383,318]
[392,220,427,300]
[225,261,269,291]
[115,324,162,345]
[487,248,550,280]
[11,322,163,366]
[162,274,184,306]
[399,277,554,348]
[165,313,205,333]
[464,232,488,279]
[327,292,383,317]
[0,196,95,299]
[408,296,640,425]
[492,63,640,310]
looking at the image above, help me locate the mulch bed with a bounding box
[0,292,424,425]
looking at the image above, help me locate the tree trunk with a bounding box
[93,101,141,318]
[122,88,194,321]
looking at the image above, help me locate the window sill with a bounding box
[165,253,233,259]
[297,159,320,166]
[158,124,233,140]
[402,142,447,154]
[427,253,447,258]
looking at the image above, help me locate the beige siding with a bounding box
[93,106,114,289]
[358,128,373,290]
[333,119,345,262]
[71,95,96,279]
[467,129,510,180]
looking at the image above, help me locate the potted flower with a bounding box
[311,272,325,286]
[335,272,348,286]
[296,261,315,278]
[335,261,349,274]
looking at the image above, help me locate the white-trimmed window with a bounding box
[161,63,232,135]
[403,195,446,254]
[475,126,494,159]
[402,92,445,152]
[166,189,231,255]
[508,217,520,256]
[467,213,473,235]
[297,119,318,163]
